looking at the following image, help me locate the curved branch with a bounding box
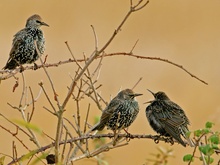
[103,53,208,85]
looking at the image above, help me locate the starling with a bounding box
[92,89,142,132]
[3,14,49,70]
[145,90,193,147]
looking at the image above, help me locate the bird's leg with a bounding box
[153,134,162,144]
[33,63,38,70]
[43,54,48,64]
[123,128,131,136]
[167,137,174,145]
[123,128,132,142]
[19,65,24,73]
[113,113,121,146]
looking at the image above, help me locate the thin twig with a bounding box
[7,101,41,148]
[27,87,42,105]
[28,87,35,122]
[64,117,78,135]
[19,72,26,108]
[12,141,17,161]
[34,41,60,106]
[91,25,99,51]
[83,104,90,133]
[0,124,30,151]
[75,80,82,137]
[0,113,31,138]
[65,41,83,70]
[132,77,143,90]
[130,39,139,53]
[43,106,56,115]
[61,126,69,164]
[39,82,57,113]
[86,69,102,110]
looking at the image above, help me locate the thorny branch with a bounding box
[8,133,180,165]
[53,1,151,163]
[0,52,208,85]
[0,0,211,165]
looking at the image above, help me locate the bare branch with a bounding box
[65,41,83,70]
[19,72,26,108]
[83,104,90,133]
[101,53,208,85]
[91,25,99,51]
[8,133,181,165]
[0,124,30,151]
[28,87,35,122]
[39,82,57,113]
[132,77,143,90]
[1,52,208,85]
[130,39,139,54]
[34,41,60,106]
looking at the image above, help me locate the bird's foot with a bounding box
[19,65,24,73]
[153,135,161,144]
[123,129,132,142]
[165,137,174,145]
[33,63,38,70]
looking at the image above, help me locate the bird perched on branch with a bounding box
[145,89,194,147]
[3,14,49,70]
[92,89,142,133]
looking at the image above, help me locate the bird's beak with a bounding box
[147,89,155,96]
[41,22,49,27]
[143,100,153,104]
[133,93,143,97]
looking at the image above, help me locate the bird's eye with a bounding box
[36,20,41,23]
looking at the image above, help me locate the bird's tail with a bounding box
[186,137,195,147]
[181,127,195,147]
[85,123,104,135]
[91,123,105,131]
[3,58,18,70]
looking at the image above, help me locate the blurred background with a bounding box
[0,0,220,164]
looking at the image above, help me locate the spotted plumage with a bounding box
[3,14,49,70]
[145,90,193,147]
[92,89,142,131]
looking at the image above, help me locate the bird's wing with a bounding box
[8,29,27,58]
[169,101,190,124]
[155,101,189,127]
[152,101,188,146]
[9,39,22,58]
[3,38,24,69]
[98,98,122,126]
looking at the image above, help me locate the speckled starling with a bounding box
[92,89,142,132]
[3,14,49,70]
[145,90,193,147]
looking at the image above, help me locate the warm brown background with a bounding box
[0,0,220,164]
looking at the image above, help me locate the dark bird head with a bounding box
[117,89,142,100]
[147,89,170,101]
[26,14,49,28]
